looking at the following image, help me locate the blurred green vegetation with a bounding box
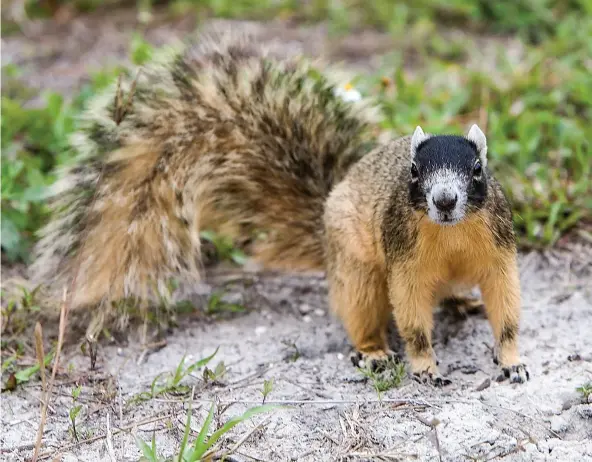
[1,64,127,261]
[1,0,590,263]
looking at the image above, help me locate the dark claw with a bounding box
[350,351,363,368]
[439,377,453,387]
[413,371,452,387]
[432,375,452,387]
[492,346,500,365]
[350,350,399,372]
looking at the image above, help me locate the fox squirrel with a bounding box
[30,28,529,385]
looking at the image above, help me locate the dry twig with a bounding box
[281,377,333,399]
[32,289,68,462]
[34,323,46,391]
[32,412,174,460]
[154,397,432,407]
[413,412,443,462]
[105,413,116,462]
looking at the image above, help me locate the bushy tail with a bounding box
[29,27,378,331]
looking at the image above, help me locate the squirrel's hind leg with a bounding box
[327,258,395,372]
[324,185,397,373]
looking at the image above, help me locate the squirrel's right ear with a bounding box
[410,126,428,159]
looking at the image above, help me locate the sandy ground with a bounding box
[2,250,592,462]
[2,7,592,462]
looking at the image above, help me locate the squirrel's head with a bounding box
[408,124,488,226]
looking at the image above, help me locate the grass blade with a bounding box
[201,404,280,455]
[186,402,216,462]
[135,435,158,462]
[177,401,194,462]
[185,347,219,376]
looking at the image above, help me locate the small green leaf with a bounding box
[135,434,161,462]
[184,347,220,376]
[149,371,169,397]
[1,355,16,373]
[172,354,188,386]
[131,33,154,65]
[72,385,82,400]
[262,378,274,403]
[14,351,53,384]
[230,249,248,265]
[69,404,82,422]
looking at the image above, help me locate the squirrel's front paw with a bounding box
[412,371,452,387]
[408,355,451,387]
[492,347,530,384]
[350,349,399,373]
[496,364,530,384]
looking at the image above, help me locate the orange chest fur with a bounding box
[412,214,498,284]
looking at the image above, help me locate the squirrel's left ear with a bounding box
[466,124,488,167]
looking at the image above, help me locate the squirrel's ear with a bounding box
[411,126,428,159]
[466,124,488,166]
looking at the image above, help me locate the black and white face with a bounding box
[408,125,489,226]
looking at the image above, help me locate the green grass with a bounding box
[199,230,249,266]
[357,358,407,395]
[130,348,280,460]
[205,291,246,316]
[130,348,220,404]
[1,350,54,391]
[1,0,590,264]
[1,63,126,262]
[136,400,279,461]
[577,382,592,400]
[5,0,590,41]
[1,284,45,366]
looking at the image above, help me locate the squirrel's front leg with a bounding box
[479,251,529,383]
[389,268,451,387]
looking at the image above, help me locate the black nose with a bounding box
[433,194,458,212]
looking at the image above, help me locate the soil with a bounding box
[2,250,592,461]
[1,7,591,462]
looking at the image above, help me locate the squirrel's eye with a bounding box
[411,163,419,180]
[473,161,482,177]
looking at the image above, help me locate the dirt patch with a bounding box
[2,250,592,461]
